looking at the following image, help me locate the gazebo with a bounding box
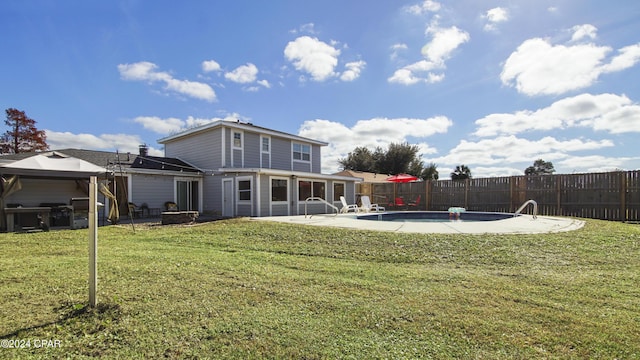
[0,151,114,231]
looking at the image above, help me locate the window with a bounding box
[233,132,242,148]
[333,183,345,201]
[238,180,251,201]
[262,137,270,153]
[293,143,310,162]
[176,179,199,211]
[271,179,287,202]
[298,180,325,200]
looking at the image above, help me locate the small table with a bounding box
[4,207,51,232]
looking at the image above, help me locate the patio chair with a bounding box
[388,197,407,210]
[361,195,385,212]
[407,195,421,210]
[339,196,359,213]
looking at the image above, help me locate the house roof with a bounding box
[0,149,201,175]
[158,119,328,146]
[333,170,391,183]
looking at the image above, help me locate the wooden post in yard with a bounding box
[89,176,98,308]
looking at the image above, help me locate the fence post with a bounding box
[620,171,627,222]
[556,175,562,216]
[464,178,469,209]
[509,176,514,212]
[426,180,431,211]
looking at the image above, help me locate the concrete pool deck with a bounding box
[253,213,585,234]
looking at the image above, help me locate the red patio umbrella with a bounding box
[385,173,418,183]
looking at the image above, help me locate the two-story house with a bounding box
[158,120,359,217]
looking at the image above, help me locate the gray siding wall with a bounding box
[232,149,242,168]
[292,161,311,172]
[259,174,270,216]
[244,132,260,168]
[261,153,270,168]
[130,174,174,210]
[203,175,222,215]
[270,137,291,171]
[311,144,322,173]
[164,128,223,170]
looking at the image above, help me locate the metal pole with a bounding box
[89,176,98,307]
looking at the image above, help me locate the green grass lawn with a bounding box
[1,218,639,359]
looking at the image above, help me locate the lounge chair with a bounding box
[360,195,385,212]
[340,196,359,213]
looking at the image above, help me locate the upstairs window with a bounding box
[262,137,270,153]
[233,132,242,149]
[293,143,310,162]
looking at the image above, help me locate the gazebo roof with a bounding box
[0,151,110,178]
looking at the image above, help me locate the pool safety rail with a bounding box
[304,197,339,218]
[515,199,538,219]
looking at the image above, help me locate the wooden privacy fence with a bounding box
[361,170,640,222]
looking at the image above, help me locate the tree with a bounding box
[421,162,439,180]
[450,164,472,180]
[524,159,555,175]
[339,142,423,176]
[378,142,421,175]
[338,146,375,172]
[1,108,48,154]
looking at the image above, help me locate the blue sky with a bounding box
[2,0,639,178]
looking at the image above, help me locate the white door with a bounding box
[222,180,233,217]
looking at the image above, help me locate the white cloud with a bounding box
[284,36,341,82]
[483,7,509,32]
[225,63,259,84]
[571,24,597,42]
[501,26,640,96]
[406,0,441,15]
[390,43,408,60]
[389,19,469,85]
[340,60,366,81]
[133,116,185,134]
[132,114,242,135]
[290,23,317,35]
[298,116,453,172]
[257,79,271,88]
[202,60,221,73]
[430,135,615,178]
[474,93,640,137]
[45,130,162,156]
[422,23,470,66]
[557,155,635,173]
[118,61,217,102]
[601,44,640,73]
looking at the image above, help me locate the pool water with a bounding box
[357,211,516,222]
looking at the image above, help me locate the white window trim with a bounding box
[173,177,202,212]
[236,176,252,204]
[333,181,346,204]
[292,142,311,163]
[298,178,327,201]
[233,130,244,150]
[270,176,289,205]
[261,136,271,168]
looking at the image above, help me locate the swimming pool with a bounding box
[357,211,517,222]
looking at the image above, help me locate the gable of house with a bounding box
[159,120,326,174]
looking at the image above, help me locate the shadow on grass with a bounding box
[0,302,122,339]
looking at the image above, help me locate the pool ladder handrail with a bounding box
[304,197,339,218]
[515,199,538,219]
